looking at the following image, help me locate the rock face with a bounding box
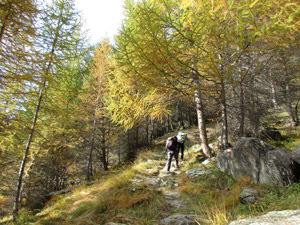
[292,144,300,164]
[239,187,258,204]
[229,210,300,225]
[216,137,296,186]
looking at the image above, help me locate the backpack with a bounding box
[166,136,177,151]
[177,132,186,143]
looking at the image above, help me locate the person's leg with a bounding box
[166,151,173,171]
[179,143,184,159]
[174,150,179,168]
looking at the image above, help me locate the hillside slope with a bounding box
[3,126,300,225]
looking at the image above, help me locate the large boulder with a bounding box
[229,210,300,225]
[216,137,296,186]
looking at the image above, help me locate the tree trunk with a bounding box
[18,148,40,208]
[187,110,192,128]
[149,118,154,144]
[13,12,60,213]
[135,126,139,149]
[281,55,297,127]
[218,54,229,148]
[168,114,174,131]
[286,83,297,127]
[295,99,300,125]
[13,79,46,220]
[194,88,211,158]
[270,71,278,110]
[101,129,108,170]
[87,54,104,180]
[238,83,245,137]
[220,79,229,149]
[146,116,149,145]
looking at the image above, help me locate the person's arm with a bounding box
[165,140,169,152]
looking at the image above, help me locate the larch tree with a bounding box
[115,0,300,155]
[82,40,114,180]
[114,0,214,157]
[0,0,39,87]
[13,0,86,218]
[0,0,39,155]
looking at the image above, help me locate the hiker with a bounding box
[177,131,189,160]
[165,136,179,171]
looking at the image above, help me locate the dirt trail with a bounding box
[133,152,207,225]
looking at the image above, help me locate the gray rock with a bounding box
[105,223,126,225]
[159,214,204,225]
[216,137,296,186]
[292,144,300,164]
[164,193,183,209]
[239,187,258,204]
[229,210,300,225]
[185,168,216,179]
[202,158,213,165]
[144,177,161,186]
[191,144,202,153]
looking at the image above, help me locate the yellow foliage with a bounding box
[0,195,9,207]
[202,203,229,225]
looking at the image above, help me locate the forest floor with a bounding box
[3,123,300,225]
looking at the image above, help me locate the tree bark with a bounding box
[295,99,300,125]
[281,54,297,127]
[101,128,108,170]
[13,79,46,219]
[194,88,211,158]
[286,82,297,127]
[87,54,104,180]
[220,79,229,149]
[270,71,278,110]
[135,126,139,149]
[238,83,245,137]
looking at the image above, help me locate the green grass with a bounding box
[3,112,300,225]
[177,121,300,225]
[6,151,166,225]
[262,110,300,150]
[178,167,300,225]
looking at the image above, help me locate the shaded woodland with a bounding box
[0,0,300,221]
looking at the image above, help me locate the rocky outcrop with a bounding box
[216,137,296,186]
[229,210,300,225]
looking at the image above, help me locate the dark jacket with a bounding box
[165,136,179,152]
